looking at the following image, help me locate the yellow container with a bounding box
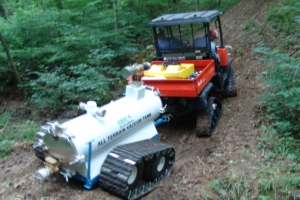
[143,64,167,77]
[144,63,194,79]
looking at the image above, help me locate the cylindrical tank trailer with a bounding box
[33,63,175,200]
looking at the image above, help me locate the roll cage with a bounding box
[149,10,224,60]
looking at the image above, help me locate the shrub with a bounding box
[21,64,124,111]
[255,46,300,135]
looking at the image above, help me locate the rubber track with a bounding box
[196,97,222,137]
[99,139,175,200]
[224,68,237,97]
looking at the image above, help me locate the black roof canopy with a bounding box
[149,10,222,26]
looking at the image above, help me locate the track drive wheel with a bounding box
[196,97,222,137]
[223,68,237,97]
[143,151,170,181]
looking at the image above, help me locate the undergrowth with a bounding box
[0,112,39,158]
[206,0,300,199]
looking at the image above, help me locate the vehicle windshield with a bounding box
[154,24,210,51]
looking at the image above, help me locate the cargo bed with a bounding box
[141,59,216,97]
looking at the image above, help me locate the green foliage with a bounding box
[254,44,300,199]
[208,173,251,199]
[0,112,39,158]
[256,164,300,199]
[21,64,123,110]
[0,139,14,158]
[266,1,299,34]
[265,0,300,49]
[208,163,300,200]
[0,1,137,111]
[261,125,300,161]
[254,47,300,135]
[249,2,300,198]
[209,1,300,200]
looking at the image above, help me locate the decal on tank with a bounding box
[117,115,132,127]
[98,113,152,147]
[97,139,106,147]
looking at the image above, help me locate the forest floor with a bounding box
[0,0,274,199]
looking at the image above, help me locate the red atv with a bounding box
[133,10,237,136]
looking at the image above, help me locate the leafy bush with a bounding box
[0,2,137,109]
[21,64,124,111]
[255,46,300,135]
[265,1,300,49]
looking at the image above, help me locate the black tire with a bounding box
[127,160,144,190]
[143,152,170,181]
[223,68,237,97]
[196,97,222,137]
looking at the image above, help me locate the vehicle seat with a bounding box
[158,37,181,49]
[194,37,208,48]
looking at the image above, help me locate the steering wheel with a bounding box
[182,39,190,47]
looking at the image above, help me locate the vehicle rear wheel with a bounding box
[196,97,222,137]
[223,68,237,97]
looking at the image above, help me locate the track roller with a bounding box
[99,139,175,200]
[143,150,172,181]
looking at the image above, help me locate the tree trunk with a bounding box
[195,0,199,11]
[0,31,21,84]
[136,0,139,9]
[113,0,118,32]
[0,3,7,20]
[39,0,44,11]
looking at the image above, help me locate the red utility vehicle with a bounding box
[141,10,237,136]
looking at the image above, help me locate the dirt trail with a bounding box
[0,0,273,199]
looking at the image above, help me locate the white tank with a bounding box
[35,84,163,181]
